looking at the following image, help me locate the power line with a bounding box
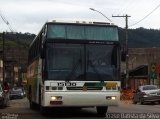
[117,0,136,15]
[0,10,15,32]
[130,3,160,27]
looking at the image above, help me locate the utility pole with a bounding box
[2,32,5,83]
[112,14,131,88]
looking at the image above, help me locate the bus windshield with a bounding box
[47,24,118,41]
[46,43,119,81]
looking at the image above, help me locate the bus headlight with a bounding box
[50,96,63,105]
[51,96,57,101]
[51,96,62,101]
[106,96,116,100]
[111,96,116,100]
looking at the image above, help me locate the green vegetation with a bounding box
[0,32,36,49]
[119,27,160,48]
[1,28,160,49]
[0,38,20,47]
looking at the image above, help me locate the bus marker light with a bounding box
[106,82,117,87]
[58,87,63,90]
[52,87,57,90]
[46,86,50,90]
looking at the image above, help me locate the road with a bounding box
[1,98,160,119]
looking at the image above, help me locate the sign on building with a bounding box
[150,63,157,84]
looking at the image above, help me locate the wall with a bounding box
[122,48,160,89]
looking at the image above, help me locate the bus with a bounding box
[27,20,121,116]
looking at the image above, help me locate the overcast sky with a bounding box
[1,0,160,34]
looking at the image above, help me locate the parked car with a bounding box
[0,84,9,108]
[133,85,160,104]
[9,88,24,99]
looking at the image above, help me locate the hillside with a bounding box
[1,28,160,49]
[0,32,36,49]
[120,27,160,48]
[0,32,36,72]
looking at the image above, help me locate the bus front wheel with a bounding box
[29,86,34,109]
[40,106,48,115]
[96,106,108,117]
[29,101,34,109]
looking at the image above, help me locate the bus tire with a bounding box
[38,85,41,109]
[29,86,35,110]
[29,101,34,109]
[0,99,5,109]
[96,106,108,117]
[40,106,47,115]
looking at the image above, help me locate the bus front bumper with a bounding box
[42,91,120,107]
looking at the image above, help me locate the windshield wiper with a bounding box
[87,60,104,82]
[65,59,82,82]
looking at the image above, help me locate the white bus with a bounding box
[27,20,121,116]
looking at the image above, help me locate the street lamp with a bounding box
[89,8,112,22]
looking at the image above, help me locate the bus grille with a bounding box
[66,86,103,90]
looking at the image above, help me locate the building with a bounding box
[122,47,160,90]
[0,45,28,86]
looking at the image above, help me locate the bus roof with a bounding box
[47,19,115,26]
[30,20,118,47]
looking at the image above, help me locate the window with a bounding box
[143,85,157,90]
[47,24,118,41]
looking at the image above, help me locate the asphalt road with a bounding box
[1,98,160,119]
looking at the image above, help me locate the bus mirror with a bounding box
[121,51,126,62]
[40,49,45,58]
